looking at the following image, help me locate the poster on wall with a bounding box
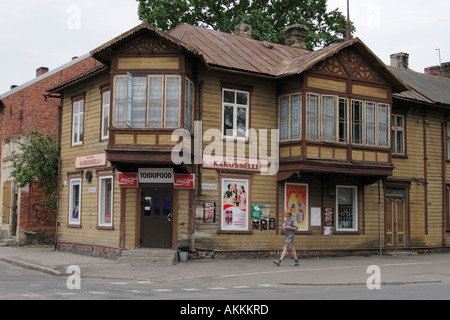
[285,183,309,231]
[221,178,249,231]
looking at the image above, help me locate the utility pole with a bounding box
[346,0,351,41]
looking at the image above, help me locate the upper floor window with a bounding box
[113,74,182,129]
[306,93,349,143]
[447,122,450,160]
[392,114,405,155]
[72,98,84,146]
[280,93,301,141]
[101,89,110,140]
[222,88,249,139]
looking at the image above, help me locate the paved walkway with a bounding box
[2,246,450,287]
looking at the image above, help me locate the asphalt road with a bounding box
[1,260,450,302]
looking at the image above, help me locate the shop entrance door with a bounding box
[140,187,173,248]
[385,188,407,248]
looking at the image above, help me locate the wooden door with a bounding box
[385,195,407,247]
[140,187,173,248]
[2,181,11,224]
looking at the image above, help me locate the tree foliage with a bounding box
[137,0,354,50]
[10,130,58,210]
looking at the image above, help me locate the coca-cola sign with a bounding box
[174,174,195,189]
[118,173,138,188]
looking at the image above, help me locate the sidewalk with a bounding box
[1,246,450,286]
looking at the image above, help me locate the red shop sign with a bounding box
[174,174,195,189]
[118,173,138,188]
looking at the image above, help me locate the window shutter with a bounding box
[126,73,133,127]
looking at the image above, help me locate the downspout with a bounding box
[423,109,428,235]
[378,179,382,255]
[45,93,62,250]
[442,118,449,246]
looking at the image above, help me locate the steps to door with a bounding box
[0,229,17,247]
[117,248,178,266]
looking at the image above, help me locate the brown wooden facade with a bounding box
[50,23,450,258]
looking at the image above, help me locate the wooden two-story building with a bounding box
[50,22,450,259]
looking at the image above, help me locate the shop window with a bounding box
[223,89,250,139]
[69,178,81,226]
[113,74,182,129]
[336,186,358,231]
[98,176,113,227]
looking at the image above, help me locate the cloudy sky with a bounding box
[1,0,449,94]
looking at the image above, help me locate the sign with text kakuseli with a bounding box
[75,153,107,169]
[118,173,138,188]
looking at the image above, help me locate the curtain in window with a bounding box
[378,104,389,147]
[365,102,376,146]
[131,76,147,128]
[148,76,163,128]
[114,77,127,126]
[290,94,301,140]
[280,96,289,141]
[322,96,336,142]
[307,94,319,140]
[165,76,180,127]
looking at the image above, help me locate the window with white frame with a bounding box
[222,88,249,139]
[365,101,376,146]
[113,74,182,129]
[392,114,405,155]
[322,95,337,142]
[338,98,349,143]
[279,93,301,141]
[72,99,84,146]
[98,176,113,227]
[101,90,110,140]
[378,104,390,147]
[336,186,358,231]
[352,100,363,145]
[306,93,320,140]
[69,179,81,225]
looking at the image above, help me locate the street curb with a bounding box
[0,256,63,277]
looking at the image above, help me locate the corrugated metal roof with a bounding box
[168,24,310,76]
[390,66,450,106]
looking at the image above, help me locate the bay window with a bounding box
[113,74,185,129]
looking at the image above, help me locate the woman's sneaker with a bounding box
[292,260,299,266]
[273,259,281,266]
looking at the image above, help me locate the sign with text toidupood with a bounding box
[138,168,174,183]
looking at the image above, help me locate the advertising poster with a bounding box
[221,178,249,231]
[285,183,308,231]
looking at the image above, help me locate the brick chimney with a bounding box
[441,62,450,78]
[36,67,49,77]
[390,53,409,69]
[235,23,252,38]
[425,65,441,76]
[285,24,307,50]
